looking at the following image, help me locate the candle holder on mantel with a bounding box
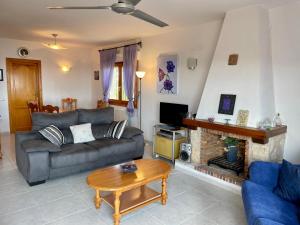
[224,119,231,125]
[208,117,215,123]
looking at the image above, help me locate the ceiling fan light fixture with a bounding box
[111,3,134,14]
[43,34,67,50]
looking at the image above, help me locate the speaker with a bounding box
[179,143,192,162]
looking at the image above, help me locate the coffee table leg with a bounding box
[94,189,101,209]
[161,177,167,205]
[114,191,122,225]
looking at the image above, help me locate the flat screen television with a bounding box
[160,102,188,127]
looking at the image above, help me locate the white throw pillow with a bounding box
[69,123,95,144]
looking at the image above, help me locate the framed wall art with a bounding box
[218,94,236,115]
[94,70,99,80]
[236,109,249,126]
[157,54,178,94]
[0,69,3,81]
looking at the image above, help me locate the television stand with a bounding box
[158,124,180,131]
[153,124,188,164]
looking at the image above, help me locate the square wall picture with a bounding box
[218,94,236,115]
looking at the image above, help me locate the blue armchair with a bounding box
[242,161,300,225]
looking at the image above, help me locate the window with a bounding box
[108,62,138,108]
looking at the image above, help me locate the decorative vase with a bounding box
[226,146,238,162]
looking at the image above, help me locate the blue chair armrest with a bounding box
[249,161,281,189]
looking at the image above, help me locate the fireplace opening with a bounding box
[194,130,248,185]
[207,138,246,176]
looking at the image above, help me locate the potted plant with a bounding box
[223,137,239,162]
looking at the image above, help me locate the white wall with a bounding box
[91,21,222,141]
[196,6,275,127]
[0,38,95,133]
[270,2,300,163]
[139,21,222,141]
[90,47,140,127]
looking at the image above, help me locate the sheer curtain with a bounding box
[123,44,137,116]
[99,48,117,102]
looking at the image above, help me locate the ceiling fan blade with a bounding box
[48,6,110,10]
[121,0,141,6]
[130,10,168,27]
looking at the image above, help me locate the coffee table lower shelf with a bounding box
[103,186,161,215]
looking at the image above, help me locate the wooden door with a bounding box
[7,58,42,133]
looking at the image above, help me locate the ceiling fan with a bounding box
[48,0,168,27]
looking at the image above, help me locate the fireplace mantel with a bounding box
[183,118,287,144]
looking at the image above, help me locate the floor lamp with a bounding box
[136,71,145,129]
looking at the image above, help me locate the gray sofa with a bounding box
[15,107,144,186]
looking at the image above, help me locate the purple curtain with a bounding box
[123,44,137,116]
[99,48,117,102]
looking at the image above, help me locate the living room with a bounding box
[0,1,300,225]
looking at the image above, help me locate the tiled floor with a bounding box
[0,134,247,225]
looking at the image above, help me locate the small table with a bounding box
[87,159,171,225]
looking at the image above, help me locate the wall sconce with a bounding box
[61,65,71,73]
[187,58,197,70]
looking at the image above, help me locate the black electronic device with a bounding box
[160,102,188,127]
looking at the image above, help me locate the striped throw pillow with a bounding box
[106,120,127,139]
[39,125,65,146]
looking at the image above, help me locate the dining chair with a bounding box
[97,100,109,109]
[41,105,60,113]
[61,98,77,112]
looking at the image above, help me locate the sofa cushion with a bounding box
[32,111,78,131]
[86,138,137,161]
[22,139,61,153]
[274,160,300,204]
[77,108,114,125]
[58,122,123,144]
[121,126,143,139]
[106,120,127,139]
[50,138,136,169]
[92,124,110,139]
[39,125,65,146]
[61,128,74,144]
[70,123,95,144]
[50,143,98,168]
[242,180,299,225]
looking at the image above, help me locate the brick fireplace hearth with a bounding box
[184,119,287,185]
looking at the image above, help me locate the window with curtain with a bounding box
[108,62,138,108]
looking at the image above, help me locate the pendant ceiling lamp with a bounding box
[43,34,67,50]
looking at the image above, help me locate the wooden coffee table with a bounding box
[87,159,171,225]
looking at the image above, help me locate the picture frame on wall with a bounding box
[218,94,236,115]
[0,69,3,81]
[94,71,99,80]
[236,109,249,126]
[157,54,178,95]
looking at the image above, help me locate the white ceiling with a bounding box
[0,0,297,46]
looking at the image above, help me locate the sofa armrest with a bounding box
[122,126,143,139]
[15,131,50,183]
[249,161,280,189]
[131,134,145,158]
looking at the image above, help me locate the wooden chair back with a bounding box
[41,105,59,113]
[61,98,77,112]
[27,102,39,114]
[97,100,109,109]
